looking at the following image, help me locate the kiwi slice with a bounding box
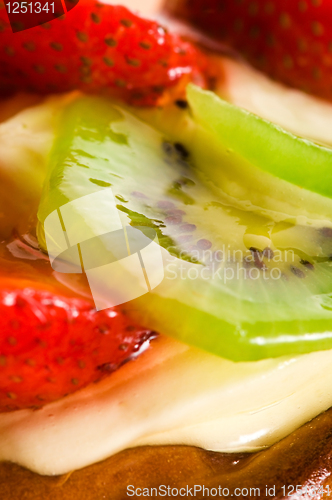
[37,94,332,361]
[186,85,332,199]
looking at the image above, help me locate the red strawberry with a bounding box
[0,277,157,412]
[165,0,332,101]
[0,0,210,105]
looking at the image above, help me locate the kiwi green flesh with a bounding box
[38,96,332,361]
[186,85,332,201]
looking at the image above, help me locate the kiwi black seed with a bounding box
[167,209,186,217]
[157,200,175,210]
[197,239,212,250]
[174,99,189,109]
[165,215,183,225]
[249,247,261,256]
[262,247,274,259]
[174,142,190,160]
[248,247,265,269]
[290,266,306,279]
[178,224,196,233]
[162,140,190,164]
[320,227,332,238]
[300,259,315,270]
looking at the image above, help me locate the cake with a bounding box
[2,0,332,498]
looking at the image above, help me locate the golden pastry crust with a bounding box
[1,407,332,499]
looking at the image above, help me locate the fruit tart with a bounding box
[2,0,332,499]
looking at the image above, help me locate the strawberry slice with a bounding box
[0,0,210,105]
[165,0,332,101]
[0,277,157,412]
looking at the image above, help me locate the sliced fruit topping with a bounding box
[0,277,156,412]
[0,0,210,105]
[164,0,332,101]
[37,93,332,361]
[186,85,332,200]
[215,57,332,148]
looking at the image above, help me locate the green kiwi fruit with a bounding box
[37,92,332,361]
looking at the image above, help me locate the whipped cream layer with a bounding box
[1,336,332,476]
